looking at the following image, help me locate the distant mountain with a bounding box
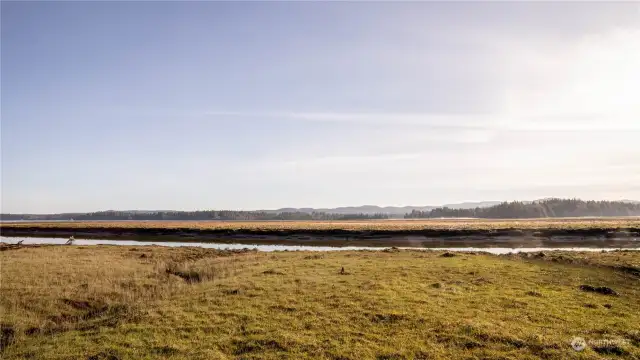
[4,200,638,220]
[267,205,431,216]
[270,202,502,216]
[440,201,502,209]
[115,210,174,214]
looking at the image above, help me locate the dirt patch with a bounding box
[87,349,121,360]
[62,299,100,311]
[28,300,135,337]
[617,265,640,277]
[330,355,352,360]
[488,335,526,349]
[592,343,628,356]
[269,305,296,313]
[1,324,16,351]
[151,346,179,356]
[376,354,407,360]
[262,269,285,275]
[434,333,485,349]
[472,277,492,285]
[551,255,575,263]
[368,313,406,323]
[232,339,286,355]
[0,244,21,251]
[24,327,40,336]
[440,252,456,258]
[166,268,202,283]
[166,248,253,263]
[61,298,111,320]
[0,244,48,251]
[222,289,241,295]
[579,285,619,296]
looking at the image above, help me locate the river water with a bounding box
[2,236,638,254]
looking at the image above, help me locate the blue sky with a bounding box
[2,2,639,213]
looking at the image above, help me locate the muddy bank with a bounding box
[1,226,639,248]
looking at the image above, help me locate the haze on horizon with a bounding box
[1,2,639,213]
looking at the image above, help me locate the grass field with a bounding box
[2,218,640,231]
[1,245,639,359]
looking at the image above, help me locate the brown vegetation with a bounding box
[2,218,639,248]
[1,245,639,359]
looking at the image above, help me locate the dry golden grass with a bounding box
[2,217,640,231]
[1,245,639,359]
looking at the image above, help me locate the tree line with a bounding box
[405,199,640,219]
[3,199,639,221]
[0,210,390,221]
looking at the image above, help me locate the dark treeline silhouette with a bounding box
[3,199,639,221]
[405,199,640,219]
[0,210,390,221]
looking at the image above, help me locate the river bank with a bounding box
[5,236,640,254]
[1,219,639,247]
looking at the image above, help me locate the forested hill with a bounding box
[0,210,390,221]
[405,199,640,219]
[2,199,639,221]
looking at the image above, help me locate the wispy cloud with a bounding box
[201,110,496,129]
[4,1,639,212]
[200,110,640,132]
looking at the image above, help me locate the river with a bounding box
[2,236,638,254]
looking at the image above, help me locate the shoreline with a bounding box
[2,225,639,248]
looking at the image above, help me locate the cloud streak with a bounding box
[200,110,640,132]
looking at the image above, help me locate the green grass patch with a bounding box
[1,246,638,359]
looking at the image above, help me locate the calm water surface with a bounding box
[2,236,638,254]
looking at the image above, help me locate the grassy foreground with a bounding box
[1,246,639,359]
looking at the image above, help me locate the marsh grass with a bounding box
[1,246,639,359]
[3,217,640,231]
[163,256,239,283]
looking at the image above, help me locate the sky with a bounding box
[1,2,639,213]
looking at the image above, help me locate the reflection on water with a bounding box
[1,237,638,254]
